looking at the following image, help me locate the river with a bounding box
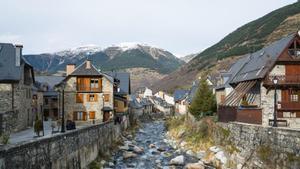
[103,120,200,169]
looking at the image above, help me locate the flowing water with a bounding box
[105,120,200,169]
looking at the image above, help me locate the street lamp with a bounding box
[60,82,66,132]
[272,76,278,127]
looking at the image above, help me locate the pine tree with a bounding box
[188,79,216,119]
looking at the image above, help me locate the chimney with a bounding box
[66,64,76,76]
[15,44,23,67]
[86,60,91,69]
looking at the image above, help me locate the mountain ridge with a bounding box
[151,2,300,93]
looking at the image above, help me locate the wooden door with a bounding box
[103,111,110,122]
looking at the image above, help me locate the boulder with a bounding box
[196,151,206,159]
[123,152,137,159]
[149,143,156,148]
[169,155,184,165]
[126,134,133,140]
[215,151,227,164]
[180,141,187,148]
[186,150,194,156]
[184,163,205,169]
[108,162,114,168]
[133,146,144,154]
[209,146,221,153]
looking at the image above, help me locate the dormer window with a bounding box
[288,40,300,59]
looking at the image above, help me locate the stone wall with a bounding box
[0,111,18,135]
[217,122,300,169]
[0,116,129,169]
[0,81,33,132]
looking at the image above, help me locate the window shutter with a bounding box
[83,112,87,121]
[94,94,98,101]
[99,78,102,91]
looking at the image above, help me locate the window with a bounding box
[90,79,99,89]
[76,94,84,103]
[89,111,95,119]
[104,94,110,102]
[290,90,299,102]
[291,94,298,102]
[114,101,118,108]
[73,111,87,121]
[88,94,97,102]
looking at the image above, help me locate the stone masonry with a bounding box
[0,114,129,169]
[218,122,300,169]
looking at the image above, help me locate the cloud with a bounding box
[0,33,22,44]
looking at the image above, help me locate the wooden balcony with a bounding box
[278,102,300,111]
[77,85,102,92]
[264,75,300,86]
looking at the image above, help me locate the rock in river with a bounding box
[169,155,184,165]
[184,162,205,169]
[133,146,144,154]
[123,152,137,159]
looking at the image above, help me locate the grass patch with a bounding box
[257,145,273,162]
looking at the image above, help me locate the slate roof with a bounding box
[215,56,249,90]
[129,95,143,109]
[0,43,34,82]
[35,76,65,90]
[173,89,189,102]
[231,33,296,84]
[187,82,199,103]
[70,61,102,76]
[107,72,131,95]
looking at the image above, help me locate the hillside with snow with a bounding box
[24,43,183,75]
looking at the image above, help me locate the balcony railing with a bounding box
[264,75,300,86]
[278,102,300,111]
[77,85,102,92]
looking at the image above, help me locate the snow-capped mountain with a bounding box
[24,43,184,74]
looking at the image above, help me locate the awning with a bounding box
[222,80,257,106]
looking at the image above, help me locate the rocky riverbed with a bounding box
[100,120,217,169]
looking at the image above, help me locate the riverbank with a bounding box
[165,116,300,169]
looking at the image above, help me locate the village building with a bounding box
[218,33,300,128]
[135,86,153,98]
[0,43,35,133]
[151,96,173,116]
[174,89,189,115]
[107,72,131,115]
[56,60,114,125]
[35,76,64,121]
[154,91,175,105]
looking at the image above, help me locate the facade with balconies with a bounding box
[217,32,300,128]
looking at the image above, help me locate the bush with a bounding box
[0,133,10,144]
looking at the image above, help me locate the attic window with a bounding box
[243,73,248,79]
[288,40,300,59]
[260,51,265,56]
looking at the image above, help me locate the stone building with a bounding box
[218,32,300,128]
[56,60,114,125]
[35,76,64,120]
[0,43,35,133]
[107,72,131,115]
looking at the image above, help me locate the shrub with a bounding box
[0,133,10,144]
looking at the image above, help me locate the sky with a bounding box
[0,0,297,57]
